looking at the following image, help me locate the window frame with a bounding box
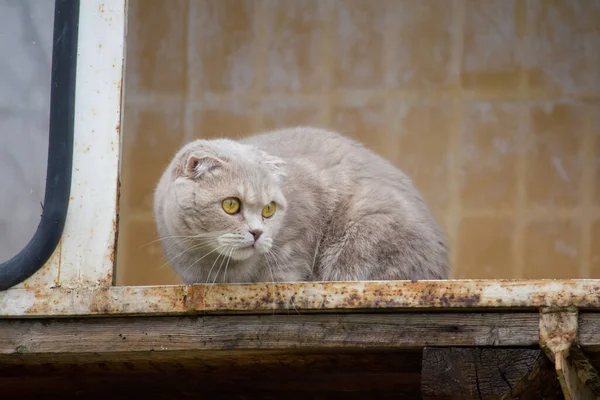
[0,0,124,294]
[0,0,80,290]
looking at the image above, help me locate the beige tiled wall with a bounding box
[116,0,600,286]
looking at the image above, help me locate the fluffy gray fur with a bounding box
[154,127,449,283]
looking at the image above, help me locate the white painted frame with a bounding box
[1,0,125,302]
[59,0,125,288]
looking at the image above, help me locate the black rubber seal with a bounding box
[0,0,79,290]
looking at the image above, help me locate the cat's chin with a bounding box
[229,247,256,261]
[228,244,271,261]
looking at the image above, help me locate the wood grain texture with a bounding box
[569,344,600,397]
[0,349,423,399]
[421,347,563,399]
[0,313,540,358]
[579,313,600,350]
[2,313,600,399]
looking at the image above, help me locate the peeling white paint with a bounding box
[554,240,578,257]
[552,157,570,182]
[0,289,35,315]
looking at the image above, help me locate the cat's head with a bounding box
[157,139,287,262]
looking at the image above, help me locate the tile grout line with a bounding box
[461,208,600,219]
[320,1,334,127]
[252,1,269,131]
[513,0,529,279]
[122,90,600,109]
[383,1,401,163]
[584,3,600,102]
[447,0,466,276]
[582,14,599,277]
[183,0,194,144]
[580,104,594,278]
[513,109,527,279]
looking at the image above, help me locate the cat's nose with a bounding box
[249,229,263,241]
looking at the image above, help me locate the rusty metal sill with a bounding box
[1,279,600,317]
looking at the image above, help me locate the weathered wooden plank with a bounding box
[421,348,562,400]
[579,313,600,350]
[0,313,539,359]
[570,344,600,396]
[0,350,423,399]
[539,310,598,399]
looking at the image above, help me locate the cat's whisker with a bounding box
[202,247,232,298]
[266,251,299,315]
[202,248,224,285]
[157,241,219,271]
[269,248,300,314]
[273,244,310,275]
[141,235,189,248]
[184,245,227,276]
[155,239,219,268]
[222,247,234,285]
[268,246,288,271]
[205,246,234,298]
[142,232,226,248]
[158,246,200,271]
[211,248,230,286]
[180,240,218,252]
[183,234,221,245]
[264,254,277,316]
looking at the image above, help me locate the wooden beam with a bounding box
[569,344,600,396]
[0,349,424,399]
[0,313,539,360]
[579,313,600,351]
[420,348,563,399]
[539,309,596,400]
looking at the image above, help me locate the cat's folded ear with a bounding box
[260,150,286,181]
[174,152,224,179]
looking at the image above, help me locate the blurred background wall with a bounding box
[116,0,600,286]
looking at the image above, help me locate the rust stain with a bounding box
[5,280,600,317]
[115,77,123,116]
[108,172,121,286]
[185,280,600,313]
[89,287,112,314]
[539,308,578,353]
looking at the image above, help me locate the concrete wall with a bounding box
[117,0,600,285]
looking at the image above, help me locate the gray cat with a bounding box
[154,127,449,284]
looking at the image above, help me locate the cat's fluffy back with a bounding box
[242,127,413,187]
[242,127,422,209]
[243,127,449,280]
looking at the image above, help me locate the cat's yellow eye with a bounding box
[222,198,241,214]
[262,202,276,218]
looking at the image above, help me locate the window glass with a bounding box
[0,0,54,262]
